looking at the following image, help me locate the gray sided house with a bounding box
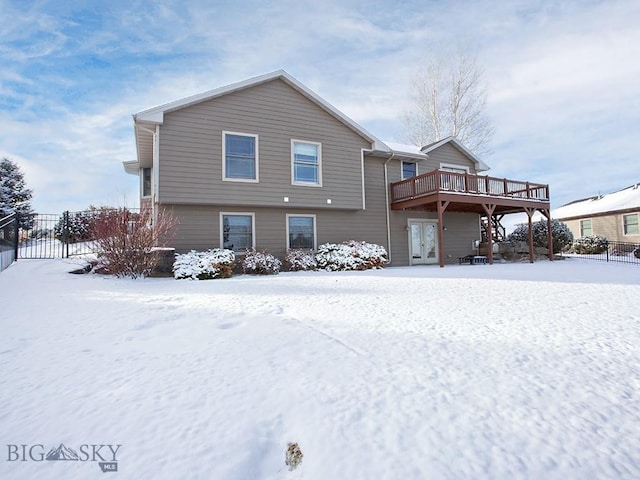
[124,70,552,267]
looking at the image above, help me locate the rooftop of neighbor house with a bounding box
[553,183,640,219]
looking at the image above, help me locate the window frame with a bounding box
[580,219,593,237]
[141,167,151,198]
[220,212,256,253]
[286,214,317,250]
[291,139,322,187]
[222,131,259,183]
[401,161,417,180]
[623,213,639,235]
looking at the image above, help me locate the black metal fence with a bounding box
[0,213,18,272]
[563,240,640,265]
[0,210,112,272]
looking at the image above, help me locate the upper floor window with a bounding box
[221,213,255,252]
[223,132,258,182]
[623,213,639,235]
[402,162,417,180]
[287,214,316,250]
[580,219,592,237]
[142,167,151,197]
[292,140,321,186]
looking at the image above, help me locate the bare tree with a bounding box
[404,48,494,157]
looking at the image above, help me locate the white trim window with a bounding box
[220,213,255,252]
[291,140,322,186]
[141,167,151,197]
[580,219,593,237]
[439,163,468,191]
[401,161,417,180]
[223,131,259,182]
[286,214,316,250]
[623,213,639,235]
[440,163,470,173]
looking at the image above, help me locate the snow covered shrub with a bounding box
[241,248,282,275]
[634,247,640,259]
[507,219,573,253]
[284,248,318,271]
[285,442,303,471]
[573,236,609,254]
[173,248,235,280]
[316,240,388,271]
[92,206,177,278]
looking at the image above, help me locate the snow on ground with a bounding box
[0,259,639,479]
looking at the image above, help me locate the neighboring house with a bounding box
[123,70,552,267]
[552,184,640,244]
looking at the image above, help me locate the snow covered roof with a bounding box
[382,142,428,160]
[553,184,640,219]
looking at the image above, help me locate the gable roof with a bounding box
[553,184,640,220]
[133,70,388,152]
[420,136,490,172]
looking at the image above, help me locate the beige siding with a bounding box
[563,211,640,243]
[158,79,370,210]
[424,143,478,173]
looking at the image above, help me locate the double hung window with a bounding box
[223,132,258,181]
[292,140,321,186]
[623,214,639,235]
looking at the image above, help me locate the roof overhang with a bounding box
[123,160,140,175]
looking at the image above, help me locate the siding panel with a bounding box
[158,79,371,210]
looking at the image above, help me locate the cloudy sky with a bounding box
[1,0,638,214]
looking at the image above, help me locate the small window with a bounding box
[623,214,639,235]
[402,161,416,180]
[287,215,316,250]
[221,213,254,252]
[292,140,321,186]
[142,167,151,197]
[580,219,593,237]
[223,132,258,182]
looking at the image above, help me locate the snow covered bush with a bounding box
[173,248,235,280]
[507,219,573,253]
[316,240,388,271]
[634,247,640,259]
[284,249,318,271]
[241,249,282,275]
[573,236,609,254]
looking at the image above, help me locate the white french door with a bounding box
[409,221,438,265]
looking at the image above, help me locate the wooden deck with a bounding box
[389,170,553,267]
[390,170,550,213]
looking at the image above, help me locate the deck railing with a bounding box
[390,170,550,204]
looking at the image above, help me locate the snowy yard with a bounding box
[1,258,639,479]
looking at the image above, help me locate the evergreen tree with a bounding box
[0,157,35,229]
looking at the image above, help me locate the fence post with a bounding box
[13,213,19,262]
[63,210,70,259]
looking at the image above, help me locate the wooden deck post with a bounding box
[524,207,535,263]
[437,199,449,268]
[482,203,497,264]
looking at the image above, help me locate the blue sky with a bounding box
[1,0,639,215]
